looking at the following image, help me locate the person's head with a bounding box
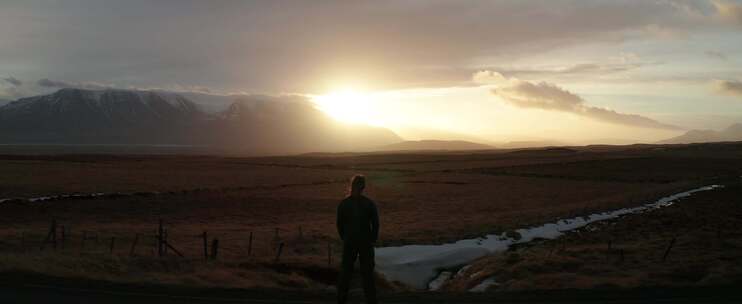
[349,174,366,196]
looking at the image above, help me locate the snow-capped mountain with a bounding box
[658,123,742,144]
[0,88,401,154]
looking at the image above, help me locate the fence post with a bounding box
[51,219,57,250]
[41,219,57,251]
[82,231,87,250]
[130,234,139,256]
[164,229,169,256]
[327,241,332,266]
[202,231,208,262]
[61,225,66,250]
[662,238,676,262]
[275,242,284,263]
[298,226,303,240]
[110,236,116,254]
[158,219,164,257]
[247,231,253,256]
[210,239,219,261]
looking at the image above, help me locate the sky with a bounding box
[2,0,742,144]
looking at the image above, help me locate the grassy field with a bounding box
[442,181,742,292]
[0,142,741,291]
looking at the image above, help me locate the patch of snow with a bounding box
[469,277,498,292]
[427,271,452,290]
[454,265,471,278]
[375,185,722,289]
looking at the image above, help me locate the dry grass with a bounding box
[443,182,742,292]
[1,142,741,290]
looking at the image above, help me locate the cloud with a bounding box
[0,1,730,93]
[37,78,73,88]
[472,70,508,85]
[713,0,742,25]
[3,76,22,86]
[484,71,681,130]
[714,80,742,97]
[470,55,655,84]
[37,78,113,90]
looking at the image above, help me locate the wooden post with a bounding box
[247,231,253,256]
[60,225,66,250]
[298,226,303,240]
[275,242,284,263]
[210,239,219,261]
[110,236,116,254]
[163,229,168,256]
[51,219,57,250]
[202,231,208,262]
[662,238,676,262]
[608,240,612,251]
[327,241,332,266]
[21,231,26,253]
[130,234,140,256]
[158,219,164,257]
[619,249,625,263]
[42,219,57,250]
[82,231,87,250]
[275,228,280,241]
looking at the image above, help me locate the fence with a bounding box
[5,218,337,266]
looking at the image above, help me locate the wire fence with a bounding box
[1,218,339,266]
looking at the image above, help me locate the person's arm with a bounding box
[370,201,379,243]
[336,202,345,241]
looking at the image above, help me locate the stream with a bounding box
[374,185,722,290]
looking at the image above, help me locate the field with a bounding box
[0,142,741,292]
[442,181,742,292]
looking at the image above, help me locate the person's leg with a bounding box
[359,243,377,304]
[337,243,358,304]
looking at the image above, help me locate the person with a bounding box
[336,174,379,304]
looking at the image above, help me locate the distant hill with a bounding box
[658,123,742,144]
[0,88,401,155]
[377,139,493,151]
[498,140,567,149]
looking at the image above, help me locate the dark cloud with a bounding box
[0,1,728,93]
[487,72,681,130]
[715,80,742,97]
[3,76,22,86]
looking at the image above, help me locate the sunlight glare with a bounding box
[313,88,380,126]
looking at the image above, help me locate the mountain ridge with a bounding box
[0,88,401,154]
[658,123,742,144]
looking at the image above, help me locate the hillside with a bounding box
[658,123,742,144]
[377,140,493,151]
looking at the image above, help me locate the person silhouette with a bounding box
[336,175,379,304]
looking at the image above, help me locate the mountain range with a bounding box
[0,88,401,155]
[377,139,493,151]
[658,123,742,144]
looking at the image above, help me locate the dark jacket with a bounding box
[336,195,379,244]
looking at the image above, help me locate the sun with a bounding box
[312,88,377,125]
